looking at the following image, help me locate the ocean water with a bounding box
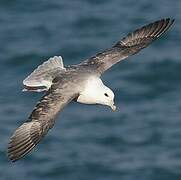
[0,0,181,179]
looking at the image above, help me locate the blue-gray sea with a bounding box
[0,0,181,180]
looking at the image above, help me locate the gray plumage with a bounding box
[80,18,174,74]
[8,18,174,162]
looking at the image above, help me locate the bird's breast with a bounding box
[76,94,96,104]
[76,76,103,105]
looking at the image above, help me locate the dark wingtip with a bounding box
[154,18,175,38]
[115,18,175,48]
[7,122,41,162]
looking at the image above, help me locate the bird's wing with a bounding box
[8,80,78,162]
[80,18,174,75]
[23,56,66,92]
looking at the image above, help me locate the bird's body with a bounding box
[8,18,174,162]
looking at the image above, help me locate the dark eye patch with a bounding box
[104,93,109,97]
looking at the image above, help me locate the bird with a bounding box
[8,18,174,162]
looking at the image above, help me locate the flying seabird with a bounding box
[8,18,174,162]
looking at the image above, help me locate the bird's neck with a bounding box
[76,76,105,105]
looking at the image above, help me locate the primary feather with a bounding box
[81,18,174,75]
[8,81,77,162]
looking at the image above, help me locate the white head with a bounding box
[77,77,116,111]
[96,85,116,111]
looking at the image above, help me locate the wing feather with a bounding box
[80,18,174,75]
[8,82,77,162]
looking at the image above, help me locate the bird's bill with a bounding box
[110,103,116,111]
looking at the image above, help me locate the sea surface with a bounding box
[0,0,181,180]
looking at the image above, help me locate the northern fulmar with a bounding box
[8,18,174,162]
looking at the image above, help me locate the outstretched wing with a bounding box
[8,80,78,162]
[80,18,174,75]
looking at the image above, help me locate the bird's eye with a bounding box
[104,93,109,97]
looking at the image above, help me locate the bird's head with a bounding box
[100,86,116,111]
[76,77,116,111]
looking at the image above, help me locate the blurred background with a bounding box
[0,0,180,179]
